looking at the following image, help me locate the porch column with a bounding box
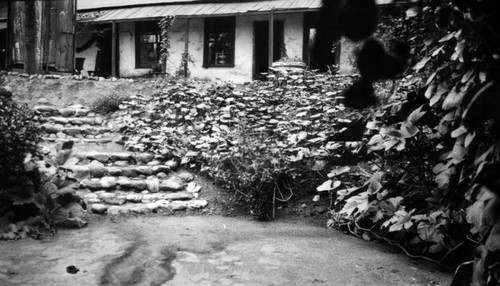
[111,21,117,77]
[268,9,274,68]
[183,18,191,78]
[5,0,12,69]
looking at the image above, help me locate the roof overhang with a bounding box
[77,0,418,24]
[78,0,323,23]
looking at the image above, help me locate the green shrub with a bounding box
[91,93,129,114]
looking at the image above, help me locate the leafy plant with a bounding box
[0,88,42,188]
[318,1,500,283]
[0,86,85,238]
[115,71,364,220]
[1,141,86,239]
[90,93,130,114]
[159,16,176,69]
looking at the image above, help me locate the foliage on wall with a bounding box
[158,16,176,65]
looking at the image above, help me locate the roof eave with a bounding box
[78,7,321,24]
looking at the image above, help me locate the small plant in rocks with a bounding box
[91,93,130,114]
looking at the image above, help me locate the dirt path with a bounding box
[0,216,450,286]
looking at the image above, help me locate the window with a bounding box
[203,17,235,68]
[135,21,160,68]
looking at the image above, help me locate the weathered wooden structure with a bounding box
[6,0,76,73]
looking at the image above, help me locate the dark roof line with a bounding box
[78,0,274,12]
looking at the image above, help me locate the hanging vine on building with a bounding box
[158,16,176,64]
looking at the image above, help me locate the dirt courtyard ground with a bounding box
[1,75,451,285]
[0,216,451,286]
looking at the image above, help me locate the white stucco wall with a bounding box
[339,37,358,74]
[282,13,304,61]
[118,22,152,77]
[75,32,98,74]
[114,12,305,83]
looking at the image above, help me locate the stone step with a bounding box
[40,123,113,136]
[88,199,209,215]
[38,116,107,126]
[79,176,197,193]
[34,104,91,117]
[84,190,197,205]
[74,151,177,166]
[68,164,173,179]
[42,137,121,144]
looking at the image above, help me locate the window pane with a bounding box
[141,34,157,43]
[205,17,235,67]
[137,21,160,67]
[208,32,232,65]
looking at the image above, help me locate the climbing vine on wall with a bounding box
[158,16,176,65]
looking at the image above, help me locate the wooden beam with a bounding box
[268,9,274,68]
[5,0,12,69]
[111,21,117,77]
[183,18,190,77]
[24,1,41,74]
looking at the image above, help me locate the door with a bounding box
[253,20,284,79]
[94,24,112,77]
[303,11,339,72]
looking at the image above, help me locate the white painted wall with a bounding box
[339,37,358,74]
[114,12,305,83]
[282,13,304,61]
[117,22,152,77]
[75,31,98,74]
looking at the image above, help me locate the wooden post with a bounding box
[268,9,274,69]
[183,18,190,78]
[73,0,77,73]
[24,1,41,74]
[111,21,117,77]
[5,0,12,69]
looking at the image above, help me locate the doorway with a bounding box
[253,20,284,79]
[303,11,339,72]
[94,24,113,77]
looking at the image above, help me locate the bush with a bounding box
[90,93,129,114]
[0,88,42,187]
[319,1,500,283]
[0,85,46,230]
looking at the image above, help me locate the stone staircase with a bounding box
[34,104,118,145]
[33,103,208,216]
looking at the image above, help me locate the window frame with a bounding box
[135,21,161,69]
[203,17,236,68]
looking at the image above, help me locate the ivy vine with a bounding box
[159,16,176,64]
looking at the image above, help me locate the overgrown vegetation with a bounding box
[0,85,41,187]
[116,72,363,220]
[0,80,86,239]
[115,0,499,283]
[317,0,500,284]
[90,93,130,114]
[159,16,176,71]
